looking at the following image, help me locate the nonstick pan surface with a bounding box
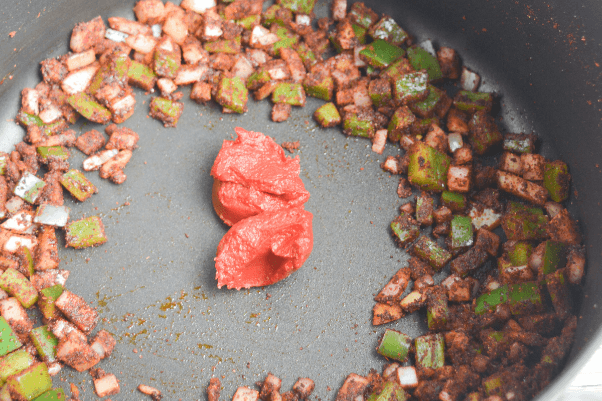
[0,0,601,400]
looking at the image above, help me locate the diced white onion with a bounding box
[1,212,33,232]
[151,24,162,38]
[448,132,463,152]
[14,172,45,204]
[34,204,71,227]
[83,149,119,171]
[105,28,128,43]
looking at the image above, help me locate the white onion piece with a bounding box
[105,28,128,43]
[448,132,463,152]
[1,212,33,232]
[14,172,45,204]
[34,204,71,227]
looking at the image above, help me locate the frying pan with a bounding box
[0,0,600,399]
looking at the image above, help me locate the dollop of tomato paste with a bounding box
[210,127,310,226]
[215,208,314,290]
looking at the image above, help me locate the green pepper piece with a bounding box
[369,17,408,46]
[0,155,7,175]
[66,93,111,125]
[0,385,10,401]
[262,5,282,27]
[237,15,260,30]
[387,106,415,142]
[541,241,567,275]
[303,75,334,101]
[368,79,392,108]
[348,2,378,29]
[0,268,38,308]
[441,191,467,212]
[29,327,58,363]
[16,112,43,128]
[271,28,298,56]
[408,142,451,192]
[32,388,66,401]
[508,242,533,266]
[217,76,249,114]
[247,70,271,91]
[296,42,317,68]
[0,317,22,357]
[468,111,503,155]
[150,97,184,127]
[351,24,367,45]
[313,102,341,128]
[391,213,420,247]
[427,294,449,331]
[543,161,570,203]
[465,393,481,401]
[393,71,429,104]
[19,247,35,278]
[483,375,503,396]
[503,133,535,154]
[342,108,375,138]
[376,329,412,362]
[272,83,306,106]
[36,147,70,164]
[507,282,543,315]
[204,37,242,54]
[278,0,316,14]
[60,169,97,202]
[359,39,405,68]
[6,362,52,401]
[411,116,440,136]
[37,285,63,320]
[65,216,107,249]
[366,381,407,401]
[0,349,35,387]
[411,236,452,270]
[474,285,509,315]
[501,202,548,241]
[546,270,572,318]
[415,333,445,370]
[453,90,493,113]
[153,50,180,78]
[128,60,157,91]
[382,58,414,82]
[410,85,445,118]
[450,215,473,249]
[406,46,442,81]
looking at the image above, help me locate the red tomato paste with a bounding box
[211,127,310,226]
[215,208,314,290]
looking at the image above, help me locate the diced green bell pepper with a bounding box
[29,327,58,363]
[0,349,35,387]
[272,83,306,106]
[352,24,367,45]
[348,2,378,29]
[0,268,38,308]
[128,60,157,91]
[296,42,317,68]
[204,37,242,54]
[393,71,429,104]
[217,76,249,114]
[32,388,66,401]
[441,191,467,212]
[503,133,535,154]
[501,202,548,241]
[66,92,111,125]
[369,17,408,46]
[313,103,341,128]
[16,113,65,137]
[541,241,567,275]
[376,329,412,362]
[0,385,10,401]
[278,0,316,14]
[65,216,107,249]
[0,155,7,175]
[483,375,503,397]
[342,108,375,138]
[60,169,97,202]
[546,269,572,318]
[36,147,70,164]
[0,317,21,357]
[153,50,180,78]
[406,47,442,81]
[450,215,473,249]
[468,111,503,155]
[475,285,509,315]
[410,85,445,118]
[543,161,570,203]
[360,40,405,68]
[37,285,63,320]
[427,295,449,331]
[391,213,420,247]
[507,282,543,315]
[6,362,52,401]
[408,142,451,192]
[453,90,493,113]
[247,70,271,91]
[270,27,298,56]
[415,333,445,369]
[382,58,413,82]
[368,79,392,108]
[366,381,407,401]
[387,106,415,142]
[237,15,261,30]
[508,242,533,266]
[303,76,334,101]
[411,235,452,270]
